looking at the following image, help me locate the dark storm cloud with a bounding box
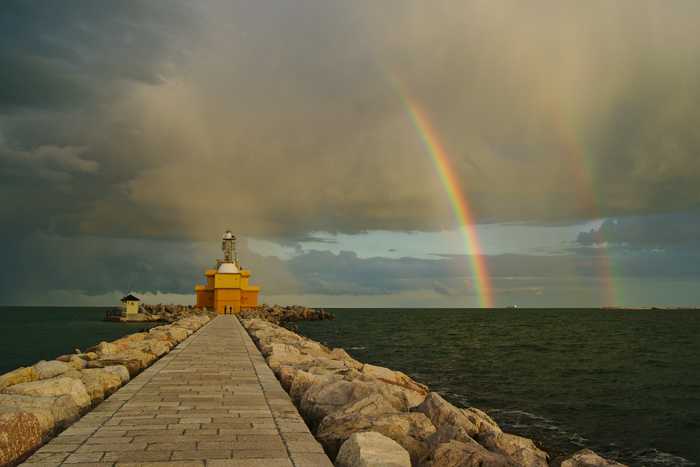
[3,1,700,305]
[0,1,195,111]
[3,1,700,244]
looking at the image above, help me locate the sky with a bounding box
[2,1,700,307]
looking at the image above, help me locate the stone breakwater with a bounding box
[107,303,334,324]
[241,317,628,467]
[239,304,334,325]
[0,312,212,466]
[105,304,204,322]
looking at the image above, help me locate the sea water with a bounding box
[297,308,700,467]
[0,306,158,374]
[1,306,697,466]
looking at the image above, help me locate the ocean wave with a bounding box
[631,448,696,466]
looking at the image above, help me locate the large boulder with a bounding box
[0,404,53,435]
[88,341,119,355]
[416,392,498,437]
[0,393,80,430]
[463,407,502,435]
[111,333,149,351]
[560,449,628,467]
[328,348,364,370]
[102,365,130,384]
[3,377,91,409]
[63,369,122,403]
[33,360,73,379]
[426,423,481,451]
[0,409,44,466]
[317,409,435,462]
[278,366,299,391]
[149,325,190,343]
[425,440,516,467]
[65,355,88,370]
[91,349,156,376]
[266,346,320,373]
[336,431,411,467]
[289,371,339,404]
[134,340,171,357]
[0,367,38,391]
[361,364,428,407]
[478,431,549,467]
[300,379,409,426]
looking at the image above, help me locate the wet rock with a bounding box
[0,409,43,466]
[33,360,73,380]
[2,377,91,409]
[0,367,38,391]
[478,431,549,467]
[559,449,628,467]
[336,431,411,467]
[426,440,516,467]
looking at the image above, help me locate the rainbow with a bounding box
[394,90,494,308]
[547,104,618,307]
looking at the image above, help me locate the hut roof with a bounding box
[121,294,141,302]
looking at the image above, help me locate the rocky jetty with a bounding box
[238,303,334,325]
[0,314,212,466]
[105,304,211,323]
[241,318,628,467]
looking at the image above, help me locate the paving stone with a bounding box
[20,316,332,466]
[208,461,293,467]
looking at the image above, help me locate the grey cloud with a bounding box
[3,230,700,306]
[3,1,700,245]
[577,212,700,248]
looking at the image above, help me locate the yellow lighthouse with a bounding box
[194,230,260,314]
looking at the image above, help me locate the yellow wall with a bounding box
[214,273,241,289]
[195,287,214,309]
[197,266,260,315]
[215,288,241,314]
[123,300,139,315]
[241,289,259,309]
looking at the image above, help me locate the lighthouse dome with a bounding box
[217,262,239,274]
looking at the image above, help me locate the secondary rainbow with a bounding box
[399,94,495,308]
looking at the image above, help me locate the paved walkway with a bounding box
[22,316,333,467]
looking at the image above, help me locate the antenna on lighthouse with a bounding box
[221,230,239,266]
